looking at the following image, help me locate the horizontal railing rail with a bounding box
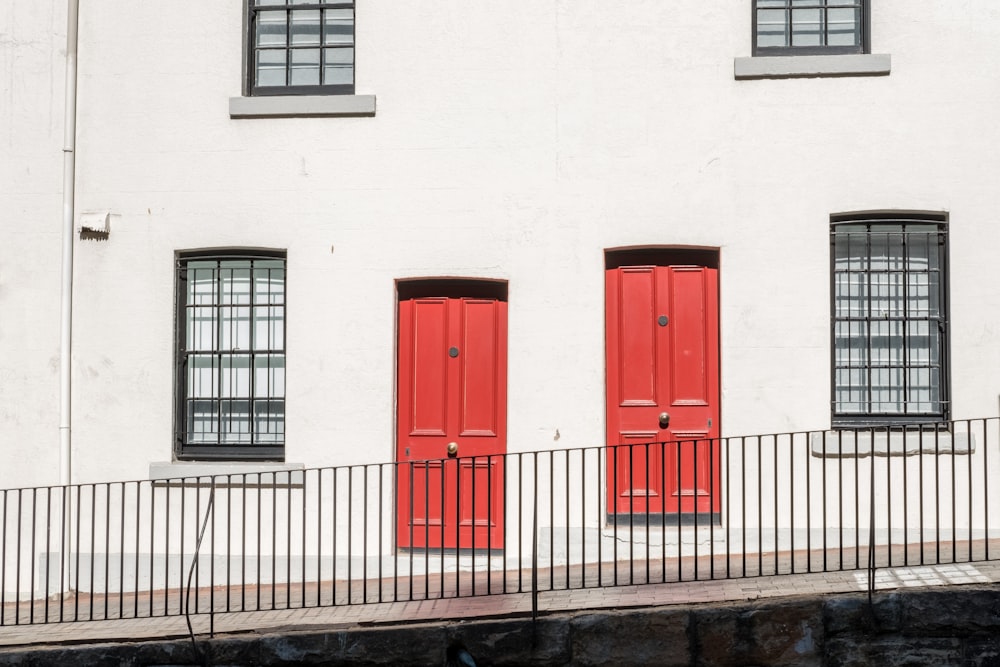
[2,418,998,626]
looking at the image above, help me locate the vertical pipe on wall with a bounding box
[60,0,80,487]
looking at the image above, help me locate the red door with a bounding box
[605,263,720,517]
[396,296,507,549]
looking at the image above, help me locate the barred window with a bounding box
[831,216,948,426]
[248,0,355,96]
[176,253,286,460]
[754,0,868,55]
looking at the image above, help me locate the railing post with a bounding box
[867,429,876,605]
[531,453,538,622]
[184,478,217,647]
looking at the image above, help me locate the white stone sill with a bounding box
[148,462,306,487]
[229,94,376,119]
[734,53,891,80]
[810,430,974,458]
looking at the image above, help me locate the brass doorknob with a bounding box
[658,412,670,428]
[447,442,459,457]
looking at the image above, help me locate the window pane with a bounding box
[290,9,321,46]
[835,367,867,413]
[187,399,218,444]
[291,48,321,85]
[908,320,939,363]
[220,306,251,350]
[835,320,868,366]
[187,355,219,398]
[256,50,287,87]
[221,400,252,444]
[255,355,286,398]
[254,305,285,350]
[834,226,868,272]
[257,11,287,47]
[254,399,285,444]
[906,366,934,411]
[254,264,284,304]
[188,306,216,351]
[324,8,354,45]
[323,47,354,85]
[221,355,252,398]
[221,264,252,304]
[790,7,823,46]
[907,273,930,316]
[756,9,788,48]
[827,7,859,46]
[188,265,217,305]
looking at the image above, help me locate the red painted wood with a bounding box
[397,296,507,550]
[606,264,720,516]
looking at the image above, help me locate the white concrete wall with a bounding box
[2,1,1000,491]
[0,2,68,489]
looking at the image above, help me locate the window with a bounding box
[176,252,286,460]
[754,0,868,56]
[247,0,355,96]
[831,215,949,427]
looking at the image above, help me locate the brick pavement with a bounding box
[2,559,1000,650]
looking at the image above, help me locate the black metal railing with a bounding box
[2,418,997,626]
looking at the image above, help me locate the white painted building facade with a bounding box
[3,3,1000,591]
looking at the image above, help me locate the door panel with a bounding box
[606,262,720,517]
[410,299,449,435]
[618,268,658,406]
[397,296,506,549]
[669,268,710,406]
[460,300,500,436]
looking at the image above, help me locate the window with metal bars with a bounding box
[830,215,949,427]
[247,0,354,96]
[175,252,286,460]
[754,0,868,56]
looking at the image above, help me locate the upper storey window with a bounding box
[248,0,355,96]
[753,0,868,56]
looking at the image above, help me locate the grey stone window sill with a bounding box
[149,462,306,487]
[734,54,891,80]
[810,430,974,458]
[229,94,376,119]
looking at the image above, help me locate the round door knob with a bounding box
[447,442,459,457]
[658,412,670,428]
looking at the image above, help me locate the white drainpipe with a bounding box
[60,0,80,487]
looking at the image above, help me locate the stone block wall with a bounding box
[4,584,1000,665]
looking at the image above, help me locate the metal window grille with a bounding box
[831,217,949,426]
[176,253,286,460]
[754,0,868,56]
[248,0,355,96]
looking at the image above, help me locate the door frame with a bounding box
[394,278,509,551]
[603,246,722,524]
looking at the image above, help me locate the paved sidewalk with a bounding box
[2,559,999,650]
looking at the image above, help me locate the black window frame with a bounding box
[246,0,355,97]
[175,250,287,461]
[753,0,870,56]
[830,213,950,429]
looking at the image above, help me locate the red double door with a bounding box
[605,263,720,517]
[396,296,507,550]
